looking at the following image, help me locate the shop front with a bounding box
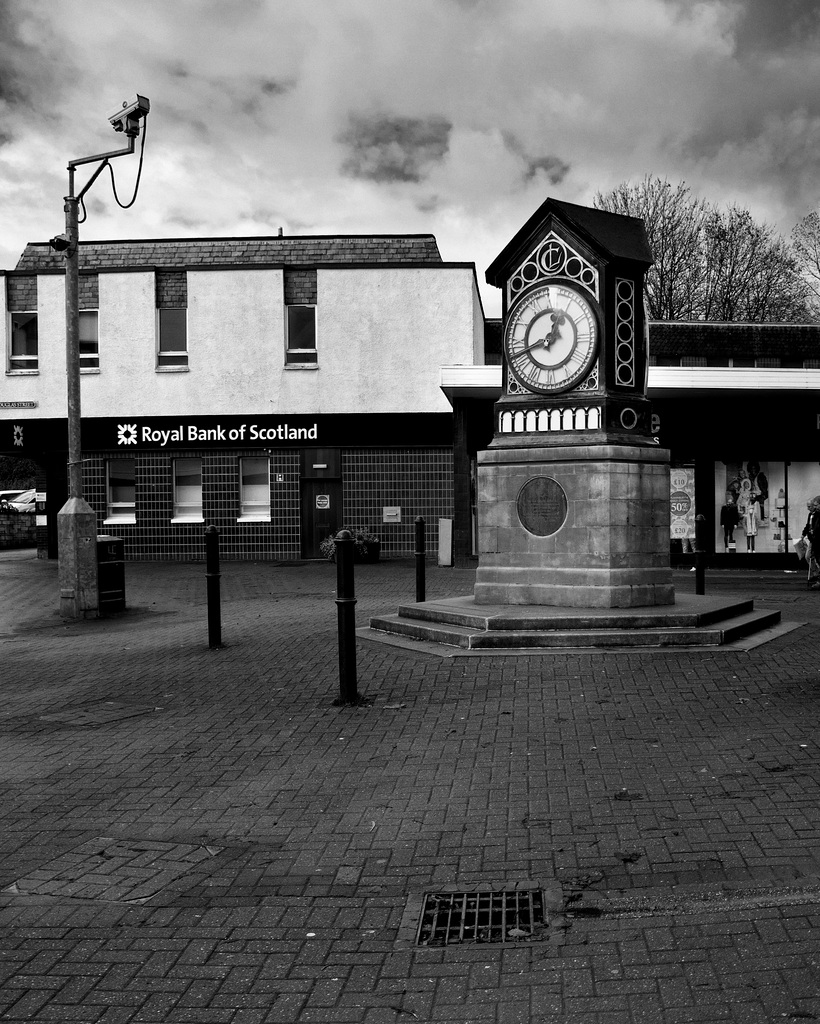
[649,388,820,568]
[8,412,454,561]
[443,364,820,570]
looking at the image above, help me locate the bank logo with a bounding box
[13,425,23,447]
[117,423,137,446]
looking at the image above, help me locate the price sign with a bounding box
[670,490,691,517]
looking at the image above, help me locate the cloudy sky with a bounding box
[1,0,818,315]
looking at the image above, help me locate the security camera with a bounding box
[107,95,150,136]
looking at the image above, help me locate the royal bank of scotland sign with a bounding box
[2,413,452,454]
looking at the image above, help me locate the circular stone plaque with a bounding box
[517,477,568,537]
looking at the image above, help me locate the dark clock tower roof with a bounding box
[486,197,653,288]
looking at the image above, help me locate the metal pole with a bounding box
[55,104,147,620]
[205,526,222,648]
[415,516,426,603]
[56,171,98,618]
[64,184,82,500]
[695,514,707,596]
[334,529,358,704]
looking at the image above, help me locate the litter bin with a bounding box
[96,535,125,614]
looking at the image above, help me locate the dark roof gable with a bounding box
[14,234,443,272]
[486,197,652,287]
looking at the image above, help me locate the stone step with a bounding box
[367,605,782,651]
[394,597,757,632]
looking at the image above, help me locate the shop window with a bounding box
[680,356,707,367]
[106,459,136,523]
[239,457,271,521]
[285,305,317,365]
[8,312,38,371]
[755,357,780,368]
[79,310,99,370]
[715,460,786,555]
[173,458,203,521]
[157,308,188,369]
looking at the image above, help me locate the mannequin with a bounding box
[720,493,739,550]
[747,460,768,518]
[743,501,758,552]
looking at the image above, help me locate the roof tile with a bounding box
[650,321,820,359]
[13,234,443,272]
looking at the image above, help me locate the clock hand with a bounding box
[544,312,566,349]
[516,312,567,356]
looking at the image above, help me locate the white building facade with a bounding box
[1,235,485,560]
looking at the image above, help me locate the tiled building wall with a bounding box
[74,446,452,561]
[284,269,317,304]
[0,511,37,549]
[155,270,187,307]
[83,450,301,561]
[79,273,99,308]
[342,448,454,556]
[7,276,37,310]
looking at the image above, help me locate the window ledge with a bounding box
[284,363,319,371]
[104,516,135,526]
[171,516,204,524]
[5,369,39,376]
[237,516,272,523]
[81,368,101,375]
[156,366,190,372]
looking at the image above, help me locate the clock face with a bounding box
[504,281,599,394]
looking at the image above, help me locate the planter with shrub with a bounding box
[320,527,381,563]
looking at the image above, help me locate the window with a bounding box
[158,308,188,368]
[106,459,135,522]
[80,310,99,370]
[9,312,38,371]
[239,457,270,520]
[285,305,317,364]
[173,458,202,521]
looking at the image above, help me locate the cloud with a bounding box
[339,114,452,184]
[501,133,570,186]
[731,0,820,55]
[261,79,290,96]
[2,0,820,317]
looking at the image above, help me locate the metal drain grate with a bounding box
[417,889,546,945]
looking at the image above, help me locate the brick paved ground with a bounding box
[1,548,819,1023]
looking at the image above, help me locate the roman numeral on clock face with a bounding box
[513,358,550,389]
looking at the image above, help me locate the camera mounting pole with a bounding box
[55,98,149,619]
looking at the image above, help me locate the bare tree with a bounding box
[594,177,812,322]
[594,177,707,320]
[701,206,809,321]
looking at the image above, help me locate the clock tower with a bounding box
[474,198,674,608]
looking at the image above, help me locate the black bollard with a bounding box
[205,525,222,648]
[415,516,426,603]
[334,529,358,704]
[694,514,707,596]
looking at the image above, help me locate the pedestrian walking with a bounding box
[802,496,820,588]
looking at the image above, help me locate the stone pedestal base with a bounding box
[474,444,674,609]
[57,497,99,618]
